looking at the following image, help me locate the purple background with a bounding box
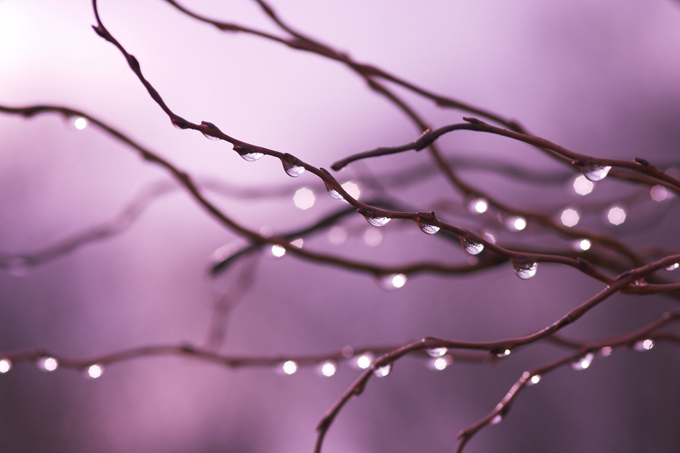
[1,1,679,452]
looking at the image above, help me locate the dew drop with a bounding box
[496,349,511,358]
[373,363,392,378]
[320,361,337,377]
[73,116,88,130]
[364,214,391,227]
[513,260,537,280]
[634,339,654,351]
[281,154,305,178]
[234,145,263,162]
[571,352,594,370]
[582,164,611,182]
[37,357,59,372]
[271,244,286,258]
[467,197,488,214]
[460,237,484,255]
[528,374,541,386]
[0,359,11,373]
[665,263,679,271]
[85,364,104,379]
[417,222,440,235]
[325,183,343,200]
[282,360,298,375]
[200,121,219,140]
[355,353,373,369]
[427,347,448,358]
[378,273,407,290]
[490,414,503,425]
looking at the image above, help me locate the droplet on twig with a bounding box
[467,197,488,214]
[373,363,392,378]
[0,359,12,373]
[234,145,263,162]
[582,164,611,182]
[200,121,219,140]
[513,260,537,280]
[665,263,679,271]
[490,414,503,425]
[319,361,337,377]
[496,349,511,358]
[426,347,448,358]
[36,357,59,372]
[378,273,407,290]
[418,222,440,235]
[84,364,104,379]
[634,339,654,351]
[571,353,594,370]
[355,353,373,370]
[325,183,343,200]
[363,214,390,227]
[460,237,484,255]
[281,154,305,178]
[281,360,298,375]
[270,245,286,258]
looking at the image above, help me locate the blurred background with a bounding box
[1,1,679,452]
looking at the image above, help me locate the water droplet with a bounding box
[573,239,591,251]
[281,154,305,178]
[600,346,613,357]
[513,260,537,280]
[460,237,484,255]
[418,222,440,235]
[665,263,679,271]
[582,164,611,182]
[200,121,219,140]
[528,374,541,386]
[560,208,580,227]
[319,361,337,377]
[0,359,11,373]
[573,175,594,195]
[85,364,104,379]
[490,414,503,425]
[37,357,59,372]
[427,347,448,358]
[234,145,263,162]
[325,183,343,200]
[506,216,526,231]
[496,349,511,358]
[373,363,392,378]
[468,197,488,214]
[355,353,373,369]
[271,244,286,258]
[282,360,298,375]
[378,273,407,290]
[73,116,88,130]
[634,339,654,351]
[364,214,391,227]
[293,187,315,210]
[5,257,30,277]
[571,353,594,370]
[607,206,626,225]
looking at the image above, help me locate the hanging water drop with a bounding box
[355,353,373,370]
[427,347,448,358]
[319,361,337,377]
[527,374,541,386]
[665,263,679,271]
[281,360,298,375]
[364,214,391,227]
[37,357,59,372]
[460,237,484,255]
[634,339,654,351]
[582,164,611,182]
[200,121,219,140]
[85,364,104,379]
[418,221,440,235]
[325,183,343,200]
[513,260,537,280]
[571,353,594,370]
[432,356,453,371]
[496,349,511,358]
[373,363,392,378]
[0,359,11,373]
[490,414,503,425]
[379,273,407,290]
[281,154,305,178]
[234,145,263,162]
